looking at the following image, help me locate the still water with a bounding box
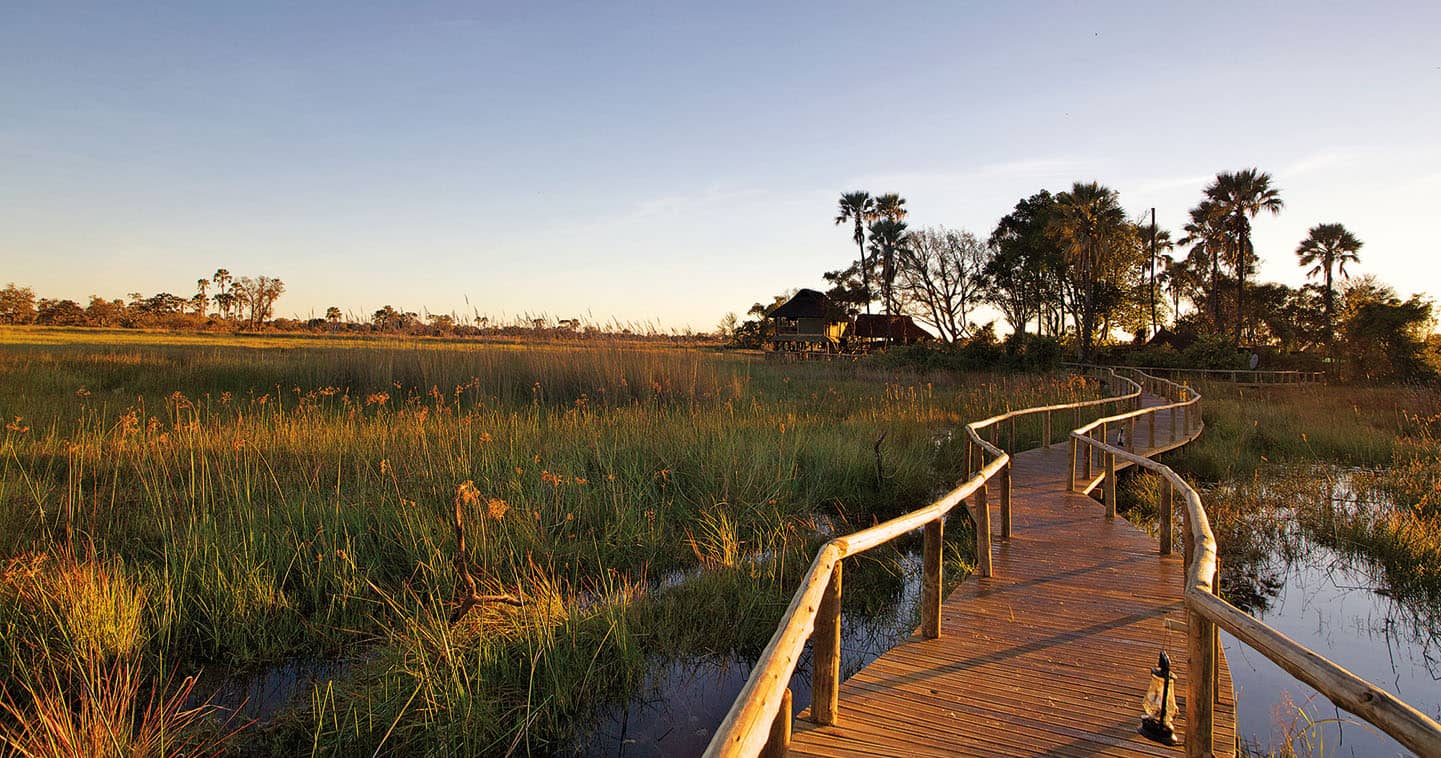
[1221,529,1440,756]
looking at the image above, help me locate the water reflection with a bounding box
[1211,469,1441,756]
[575,552,927,756]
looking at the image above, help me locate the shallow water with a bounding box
[574,553,925,756]
[1221,537,1440,756]
[1216,472,1441,755]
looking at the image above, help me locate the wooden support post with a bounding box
[1043,410,1051,449]
[1170,401,1178,441]
[1008,417,1015,454]
[1083,434,1093,480]
[975,484,992,578]
[811,561,843,726]
[965,438,973,477]
[1213,555,1222,704]
[1148,409,1156,449]
[1160,482,1173,556]
[761,688,792,758]
[1000,461,1012,538]
[1104,451,1116,518]
[1187,600,1217,758]
[1067,436,1077,492]
[1128,417,1137,452]
[921,519,943,638]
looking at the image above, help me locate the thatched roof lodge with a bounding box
[768,289,850,352]
[852,314,933,345]
[766,289,934,352]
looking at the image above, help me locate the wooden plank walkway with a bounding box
[790,395,1236,757]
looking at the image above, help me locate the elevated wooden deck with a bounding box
[789,396,1236,757]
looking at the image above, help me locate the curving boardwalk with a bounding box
[788,394,1236,757]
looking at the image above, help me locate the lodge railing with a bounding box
[702,368,1142,758]
[1070,368,1441,758]
[1120,365,1324,384]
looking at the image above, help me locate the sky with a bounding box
[2,2,1439,331]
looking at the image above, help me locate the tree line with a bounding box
[726,170,1436,381]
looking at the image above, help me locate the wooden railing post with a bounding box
[1008,417,1015,453]
[1128,417,1137,452]
[922,518,943,638]
[1083,433,1093,481]
[1170,401,1178,441]
[975,484,992,577]
[1042,410,1051,449]
[811,561,843,725]
[965,438,974,477]
[1000,461,1012,538]
[1187,598,1217,757]
[761,688,792,758]
[1066,436,1077,492]
[1148,410,1156,450]
[1160,482,1173,556]
[1104,450,1116,518]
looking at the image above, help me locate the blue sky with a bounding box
[3,2,1439,330]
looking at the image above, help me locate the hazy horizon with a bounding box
[4,3,1439,330]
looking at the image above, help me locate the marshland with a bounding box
[0,329,1101,754]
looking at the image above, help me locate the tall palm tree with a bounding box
[1205,169,1283,342]
[1178,200,1229,332]
[1295,222,1363,346]
[835,192,876,314]
[1050,182,1127,360]
[868,218,910,322]
[1145,219,1173,337]
[874,193,907,223]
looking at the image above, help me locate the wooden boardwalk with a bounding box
[789,395,1236,757]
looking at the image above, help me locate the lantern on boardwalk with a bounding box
[1140,651,1180,745]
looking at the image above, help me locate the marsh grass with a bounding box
[0,331,1099,752]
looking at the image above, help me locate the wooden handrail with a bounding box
[704,368,1139,758]
[1096,364,1325,384]
[1071,368,1441,757]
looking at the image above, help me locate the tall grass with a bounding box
[0,332,1098,752]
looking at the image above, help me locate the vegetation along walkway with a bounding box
[787,393,1237,757]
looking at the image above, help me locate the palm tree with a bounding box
[1050,182,1127,361]
[1144,218,1173,337]
[1295,222,1362,346]
[1178,200,1229,332]
[1205,169,1283,342]
[194,278,210,316]
[835,192,876,315]
[868,218,910,322]
[874,193,907,222]
[325,306,343,325]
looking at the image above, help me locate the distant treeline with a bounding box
[0,269,709,341]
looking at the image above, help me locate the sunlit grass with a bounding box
[0,332,1099,751]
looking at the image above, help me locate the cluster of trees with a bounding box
[0,269,285,330]
[728,171,1435,381]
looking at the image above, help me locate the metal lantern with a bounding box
[1140,651,1181,745]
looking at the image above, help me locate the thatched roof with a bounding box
[769,289,846,321]
[1145,328,1197,351]
[853,314,933,342]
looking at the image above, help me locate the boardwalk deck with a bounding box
[789,395,1236,757]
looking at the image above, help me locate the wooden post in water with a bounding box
[1160,483,1173,556]
[974,484,992,577]
[921,519,943,638]
[812,562,843,725]
[1067,436,1077,492]
[1104,450,1116,518]
[761,688,792,758]
[1000,461,1012,538]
